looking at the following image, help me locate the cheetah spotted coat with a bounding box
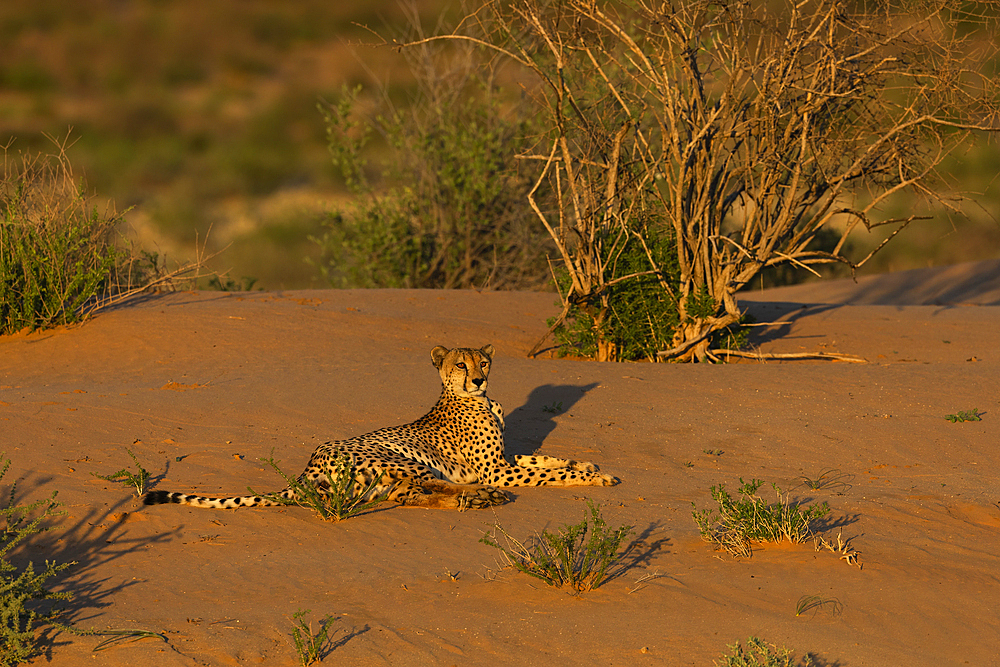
[143,345,618,511]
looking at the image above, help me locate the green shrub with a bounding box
[0,147,208,335]
[550,225,680,361]
[692,479,830,558]
[0,455,73,666]
[549,227,750,361]
[481,500,634,592]
[0,150,125,334]
[945,408,981,423]
[716,637,814,667]
[312,46,553,290]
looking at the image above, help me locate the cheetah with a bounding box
[143,344,618,512]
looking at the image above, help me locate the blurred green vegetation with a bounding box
[314,72,553,290]
[0,1,997,291]
[0,0,425,289]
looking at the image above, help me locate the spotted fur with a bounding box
[143,344,618,512]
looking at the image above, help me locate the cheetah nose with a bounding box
[472,378,485,387]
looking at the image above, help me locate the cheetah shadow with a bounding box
[503,383,599,457]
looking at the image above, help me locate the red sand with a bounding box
[1,261,998,666]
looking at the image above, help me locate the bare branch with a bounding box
[713,349,867,363]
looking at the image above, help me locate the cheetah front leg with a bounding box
[482,463,618,488]
[513,454,599,473]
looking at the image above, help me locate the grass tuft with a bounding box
[795,594,844,618]
[797,468,852,492]
[692,479,830,558]
[715,636,814,667]
[92,448,150,497]
[290,609,333,667]
[252,451,387,521]
[480,500,634,592]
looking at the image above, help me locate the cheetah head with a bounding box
[430,344,495,398]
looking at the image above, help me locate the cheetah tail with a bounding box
[142,489,288,509]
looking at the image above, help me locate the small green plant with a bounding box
[692,479,830,558]
[290,609,332,667]
[206,274,258,292]
[795,594,844,617]
[945,409,981,423]
[252,451,387,521]
[0,454,73,665]
[92,448,150,496]
[716,637,814,667]
[541,401,563,414]
[703,449,724,456]
[798,468,852,492]
[480,500,634,592]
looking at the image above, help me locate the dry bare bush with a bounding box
[399,0,1000,361]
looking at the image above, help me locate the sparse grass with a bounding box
[797,468,852,492]
[703,449,724,456]
[945,408,981,423]
[480,500,634,593]
[0,454,73,665]
[290,609,333,667]
[52,626,169,652]
[541,401,563,414]
[692,479,830,558]
[795,594,844,617]
[626,570,665,594]
[252,451,387,521]
[92,448,150,497]
[716,637,814,667]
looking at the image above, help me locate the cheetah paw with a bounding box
[568,460,599,473]
[598,473,620,486]
[458,485,510,510]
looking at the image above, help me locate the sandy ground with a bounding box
[1,260,998,666]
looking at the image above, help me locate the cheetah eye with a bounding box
[480,361,488,369]
[456,362,467,369]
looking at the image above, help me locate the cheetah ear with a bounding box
[480,344,495,359]
[430,346,449,369]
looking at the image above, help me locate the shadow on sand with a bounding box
[504,383,599,457]
[6,474,179,661]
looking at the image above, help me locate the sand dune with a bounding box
[741,257,1000,306]
[1,262,997,666]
